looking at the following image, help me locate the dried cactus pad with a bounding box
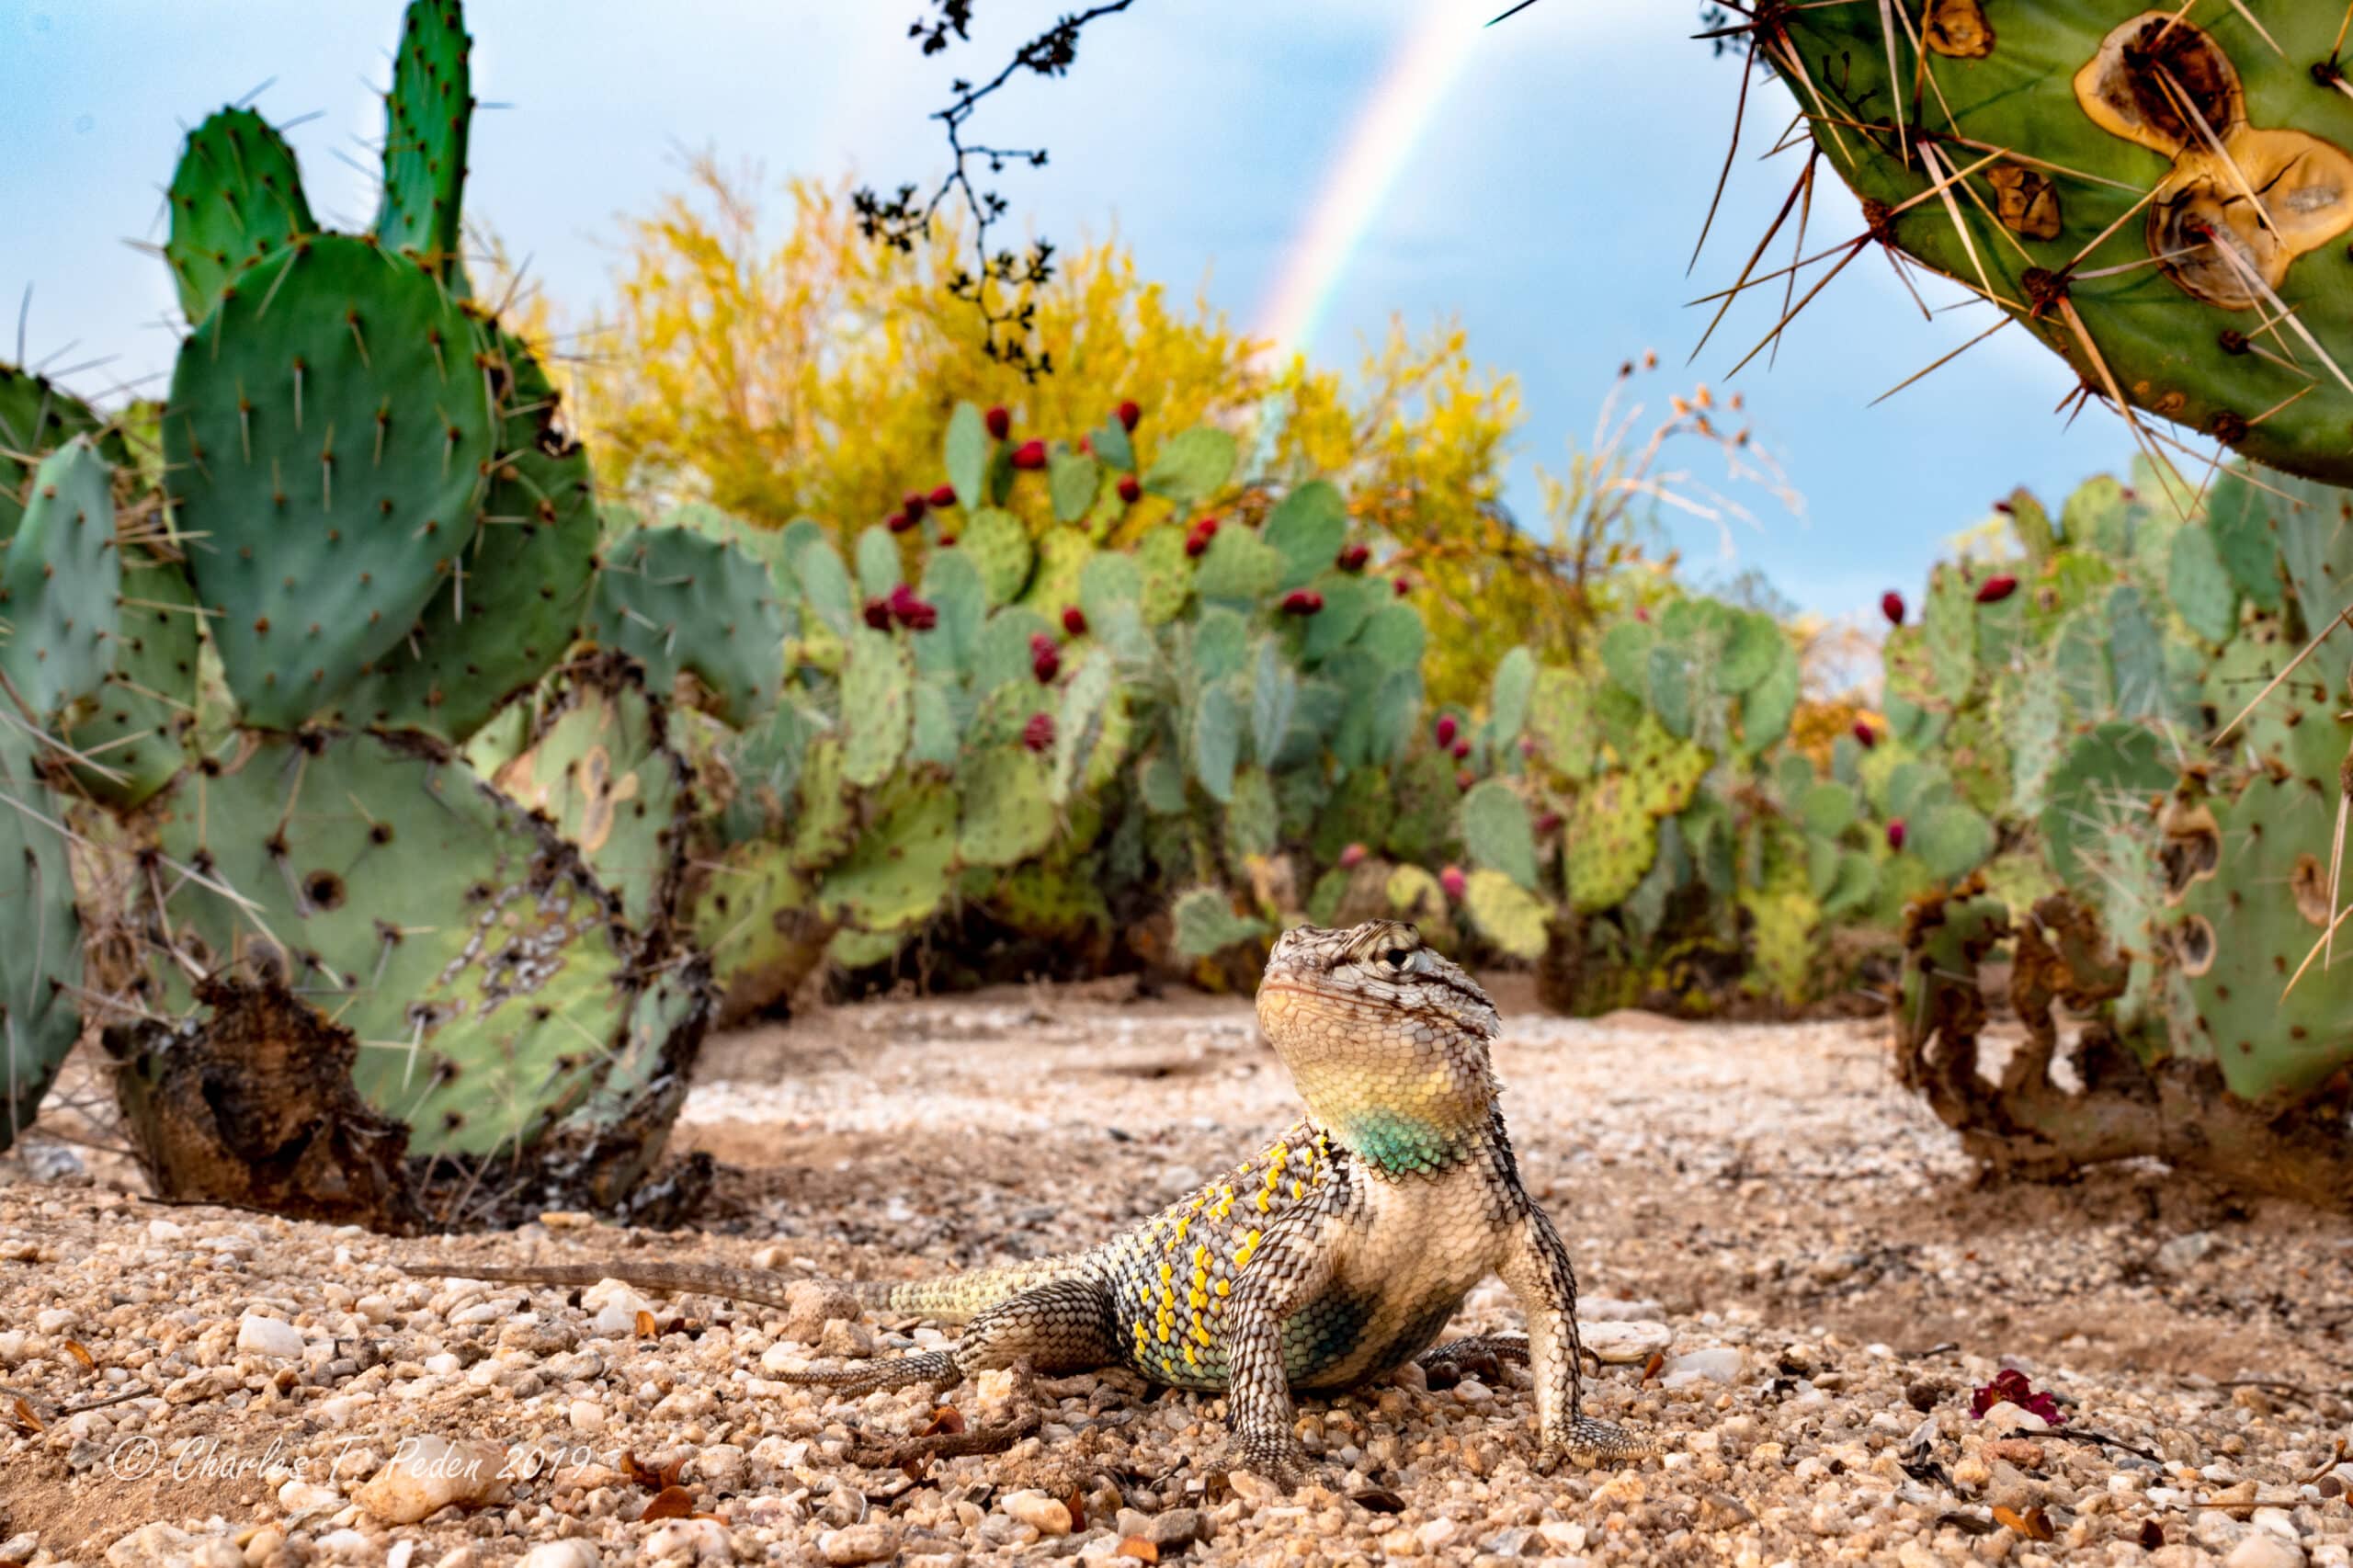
[1756,6,2353,484]
[152,731,689,1159]
[166,235,497,730]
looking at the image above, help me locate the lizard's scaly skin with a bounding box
[405,921,1651,1485]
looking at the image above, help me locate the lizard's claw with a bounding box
[1233,1436,1315,1494]
[1537,1416,1655,1471]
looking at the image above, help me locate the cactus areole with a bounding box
[1733,5,2353,485]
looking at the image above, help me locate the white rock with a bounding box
[146,1219,186,1242]
[316,1528,380,1564]
[1578,1297,1666,1321]
[567,1398,607,1434]
[106,1524,240,1568]
[644,1519,730,1564]
[236,1313,304,1359]
[2227,1534,2305,1568]
[1582,1320,1672,1365]
[583,1279,654,1335]
[816,1524,897,1565]
[355,1436,511,1525]
[2158,1232,2217,1272]
[520,1544,598,1568]
[277,1480,345,1515]
[1415,1518,1459,1551]
[1978,1400,2052,1436]
[1002,1490,1073,1536]
[1661,1346,1745,1388]
[35,1307,75,1334]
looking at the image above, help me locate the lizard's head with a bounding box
[1255,921,1501,1175]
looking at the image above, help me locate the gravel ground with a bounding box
[5,978,2353,1567]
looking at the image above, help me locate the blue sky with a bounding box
[0,0,2135,620]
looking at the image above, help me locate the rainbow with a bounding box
[1251,4,1491,365]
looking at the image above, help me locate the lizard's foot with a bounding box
[1417,1335,1530,1389]
[1231,1434,1315,1494]
[1535,1416,1656,1471]
[767,1348,961,1397]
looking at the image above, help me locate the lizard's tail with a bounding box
[401,1252,1091,1326]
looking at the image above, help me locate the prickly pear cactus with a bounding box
[1745,4,2353,484]
[0,437,120,726]
[0,732,83,1153]
[375,0,472,275]
[588,527,786,728]
[149,730,705,1160]
[165,108,317,325]
[166,235,498,729]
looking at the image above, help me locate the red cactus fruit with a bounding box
[1887,819,1907,851]
[1518,736,1539,758]
[928,483,958,509]
[902,491,928,521]
[1280,589,1324,616]
[1184,530,1211,559]
[888,584,938,631]
[861,597,892,631]
[1062,606,1088,636]
[884,509,916,533]
[1535,811,1563,835]
[1393,576,1412,597]
[1435,715,1459,748]
[1022,711,1055,753]
[1336,543,1370,573]
[1853,722,1878,749]
[1439,865,1468,900]
[1337,842,1369,869]
[984,405,1011,440]
[1029,632,1061,683]
[1975,574,2019,605]
[1881,590,1905,625]
[1117,475,1142,504]
[1452,739,1472,761]
[1117,399,1142,432]
[1010,439,1048,471]
[1634,605,1651,623]
[1078,436,1093,455]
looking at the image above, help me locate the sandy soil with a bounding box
[3,979,2349,1567]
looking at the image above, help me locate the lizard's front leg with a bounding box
[1496,1202,1653,1469]
[1219,1206,1338,1491]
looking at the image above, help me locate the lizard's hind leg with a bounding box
[769,1276,1119,1398]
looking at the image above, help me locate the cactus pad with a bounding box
[1170,886,1267,960]
[1565,774,1658,913]
[1462,868,1550,961]
[165,108,317,326]
[0,437,120,725]
[589,526,785,728]
[961,507,1034,605]
[374,0,472,273]
[63,541,200,807]
[817,777,957,932]
[839,625,915,788]
[1460,779,1539,891]
[166,235,497,729]
[957,745,1056,869]
[0,732,81,1151]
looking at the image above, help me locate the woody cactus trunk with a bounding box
[1729,3,2353,485]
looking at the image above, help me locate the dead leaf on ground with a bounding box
[639,1485,696,1522]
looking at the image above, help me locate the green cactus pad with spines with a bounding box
[786,736,857,872]
[1190,525,1284,604]
[2166,519,2241,647]
[1527,665,1600,780]
[838,625,914,790]
[1189,682,1243,803]
[1222,763,1279,874]
[165,108,317,326]
[0,368,118,540]
[2003,672,2069,819]
[913,549,987,676]
[1911,800,1996,882]
[166,235,496,730]
[334,331,599,743]
[1190,608,1249,683]
[2201,468,2289,611]
[961,508,1033,606]
[64,542,200,808]
[908,676,960,768]
[588,526,785,728]
[2175,775,2353,1100]
[971,606,1054,696]
[1599,620,1653,700]
[1460,780,1539,892]
[1300,574,1373,663]
[715,697,820,846]
[1049,448,1100,523]
[1383,750,1457,863]
[1170,886,1267,960]
[1801,781,1858,839]
[1264,481,1347,592]
[0,731,81,1152]
[785,526,855,639]
[0,437,119,725]
[957,745,1056,869]
[1135,525,1194,625]
[1819,850,1879,922]
[2040,722,2175,888]
[1462,869,1549,961]
[1484,648,1535,746]
[1620,715,1710,817]
[1248,639,1298,765]
[1761,6,2353,486]
[986,861,1111,941]
[153,730,693,1159]
[854,524,903,600]
[2201,616,2346,782]
[375,0,472,273]
[944,403,989,511]
[1018,528,1093,624]
[1356,603,1426,671]
[1309,767,1389,864]
[1919,565,1976,709]
[490,659,692,933]
[1142,427,1237,507]
[1052,653,1116,805]
[1565,774,1658,913]
[1738,642,1802,751]
[817,777,957,931]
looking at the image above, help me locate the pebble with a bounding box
[1660,1346,1745,1387]
[354,1436,511,1524]
[1583,1320,1672,1364]
[234,1312,305,1359]
[1003,1490,1074,1536]
[2228,1536,2308,1568]
[105,1525,243,1568]
[519,1544,597,1568]
[644,1519,730,1564]
[817,1524,898,1564]
[1978,1400,2052,1436]
[2157,1231,2218,1272]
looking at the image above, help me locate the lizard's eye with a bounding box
[1381,947,1413,970]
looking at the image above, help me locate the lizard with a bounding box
[404,919,1651,1487]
